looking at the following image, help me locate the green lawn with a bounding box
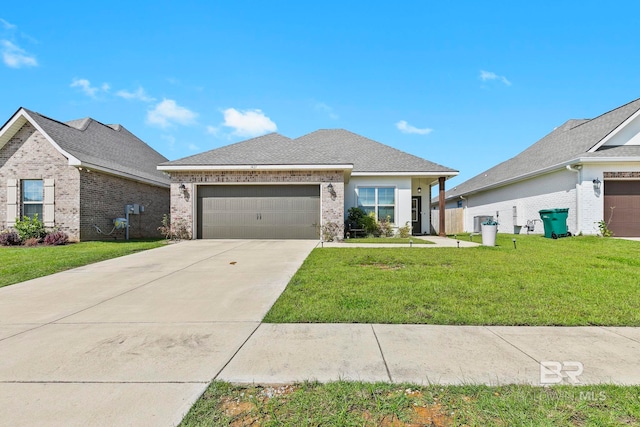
[343,237,433,244]
[264,234,640,325]
[181,381,640,426]
[0,240,166,288]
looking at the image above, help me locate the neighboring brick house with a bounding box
[158,129,458,240]
[0,107,170,241]
[443,97,640,237]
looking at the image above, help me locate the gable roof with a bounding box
[0,108,169,187]
[160,128,457,176]
[446,97,640,199]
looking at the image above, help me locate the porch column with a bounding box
[438,176,446,237]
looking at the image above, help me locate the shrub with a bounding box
[0,230,21,246]
[362,212,380,236]
[158,214,191,240]
[321,221,341,242]
[14,214,47,241]
[44,231,69,246]
[347,207,367,229]
[23,237,41,247]
[378,216,394,237]
[398,221,412,238]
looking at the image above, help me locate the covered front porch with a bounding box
[411,175,452,236]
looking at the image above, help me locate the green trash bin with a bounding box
[539,208,571,239]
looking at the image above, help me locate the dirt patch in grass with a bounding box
[359,262,405,270]
[220,385,299,426]
[181,382,640,427]
[364,404,453,427]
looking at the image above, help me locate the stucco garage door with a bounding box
[197,185,320,239]
[604,181,640,237]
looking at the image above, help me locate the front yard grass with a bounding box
[343,237,433,244]
[0,240,166,288]
[264,234,640,325]
[180,381,640,426]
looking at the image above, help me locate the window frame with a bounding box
[21,179,44,220]
[357,186,396,224]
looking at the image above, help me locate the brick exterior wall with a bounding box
[169,170,345,240]
[79,171,170,240]
[0,123,80,238]
[0,123,169,241]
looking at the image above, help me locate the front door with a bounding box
[412,197,422,235]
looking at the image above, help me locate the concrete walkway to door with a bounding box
[0,239,317,427]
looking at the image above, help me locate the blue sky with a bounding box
[1,1,639,189]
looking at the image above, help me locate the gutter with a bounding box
[566,164,582,234]
[446,155,640,202]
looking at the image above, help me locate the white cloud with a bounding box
[222,108,277,137]
[70,78,110,98]
[70,78,97,97]
[116,86,155,102]
[188,143,199,151]
[206,125,219,135]
[147,99,198,128]
[0,18,17,30]
[1,40,37,68]
[396,120,433,135]
[479,69,511,86]
[315,102,339,119]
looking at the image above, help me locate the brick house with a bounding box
[0,107,170,241]
[443,98,640,237]
[158,129,458,240]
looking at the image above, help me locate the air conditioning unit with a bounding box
[473,215,493,233]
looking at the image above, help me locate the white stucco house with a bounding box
[158,129,458,240]
[444,98,640,237]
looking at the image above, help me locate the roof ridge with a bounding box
[26,109,77,130]
[570,97,640,131]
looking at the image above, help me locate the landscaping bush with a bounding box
[158,214,191,240]
[398,221,412,238]
[44,231,69,246]
[346,207,367,229]
[14,214,47,241]
[0,230,21,246]
[362,212,379,236]
[378,215,394,237]
[23,237,41,247]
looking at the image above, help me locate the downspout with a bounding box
[566,164,582,234]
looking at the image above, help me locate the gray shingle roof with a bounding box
[22,108,169,186]
[162,129,457,174]
[446,98,640,199]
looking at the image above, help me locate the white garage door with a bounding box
[197,185,320,239]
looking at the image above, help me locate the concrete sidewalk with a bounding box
[218,324,640,386]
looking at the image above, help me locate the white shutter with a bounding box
[43,179,55,227]
[6,179,18,227]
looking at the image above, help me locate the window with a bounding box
[22,179,43,220]
[358,187,395,223]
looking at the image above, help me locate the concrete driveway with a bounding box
[0,239,316,427]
